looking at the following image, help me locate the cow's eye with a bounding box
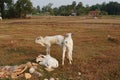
[37,38,40,40]
[41,56,44,58]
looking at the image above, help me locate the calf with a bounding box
[36,54,59,71]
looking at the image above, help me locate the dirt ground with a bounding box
[0,16,120,80]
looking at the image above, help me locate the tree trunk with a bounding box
[0,1,4,18]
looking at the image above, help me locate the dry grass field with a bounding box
[0,16,120,80]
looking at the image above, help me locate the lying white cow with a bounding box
[35,35,64,54]
[36,54,59,71]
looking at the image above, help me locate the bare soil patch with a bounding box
[0,16,120,80]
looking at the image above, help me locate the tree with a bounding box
[53,7,59,16]
[0,0,5,17]
[72,1,76,13]
[89,1,120,15]
[0,0,13,18]
[58,6,68,16]
[5,0,17,18]
[15,0,33,18]
[105,2,120,15]
[32,5,41,15]
[36,5,41,14]
[76,2,85,15]
[32,7,37,14]
[41,3,53,15]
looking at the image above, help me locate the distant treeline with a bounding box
[0,0,120,18]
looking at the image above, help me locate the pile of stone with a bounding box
[0,62,42,79]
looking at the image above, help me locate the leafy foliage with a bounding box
[15,0,33,18]
[0,1,120,18]
[0,0,33,18]
[33,1,120,16]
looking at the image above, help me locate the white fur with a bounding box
[35,35,64,54]
[0,17,2,21]
[62,33,73,65]
[36,54,59,69]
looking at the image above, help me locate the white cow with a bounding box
[36,54,59,71]
[35,35,64,54]
[62,33,73,65]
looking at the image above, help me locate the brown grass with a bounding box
[0,16,120,80]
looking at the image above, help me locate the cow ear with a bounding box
[69,33,74,36]
[64,33,69,37]
[65,33,73,37]
[71,33,74,36]
[36,36,43,40]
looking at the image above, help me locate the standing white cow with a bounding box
[62,33,73,65]
[35,35,64,54]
